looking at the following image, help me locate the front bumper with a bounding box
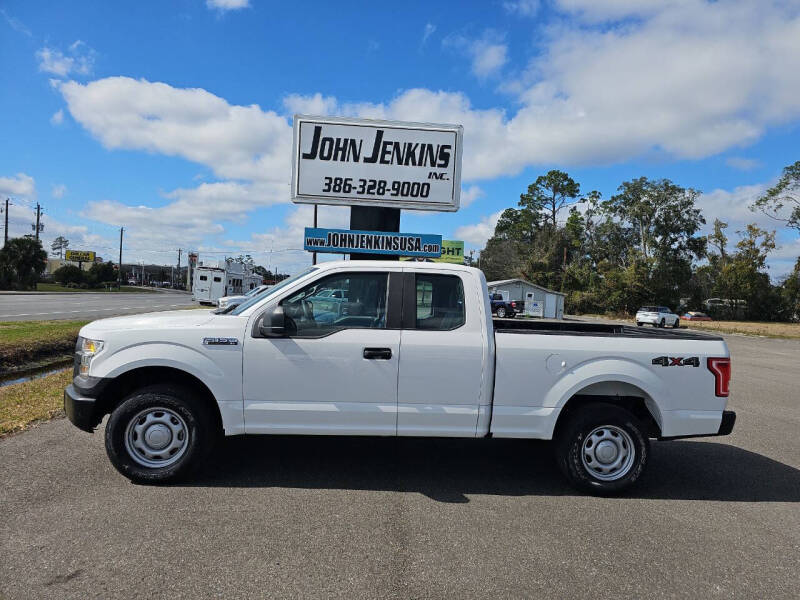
[64,384,98,433]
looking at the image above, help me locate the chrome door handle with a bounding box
[363,347,392,360]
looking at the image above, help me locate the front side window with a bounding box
[213,276,221,282]
[199,275,207,281]
[413,274,465,330]
[282,272,388,337]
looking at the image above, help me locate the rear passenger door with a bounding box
[396,271,487,437]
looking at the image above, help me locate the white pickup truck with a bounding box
[65,261,735,494]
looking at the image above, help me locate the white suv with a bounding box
[636,306,680,328]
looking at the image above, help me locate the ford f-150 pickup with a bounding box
[65,261,735,494]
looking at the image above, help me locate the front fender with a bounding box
[92,342,226,383]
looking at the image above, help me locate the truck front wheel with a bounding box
[496,307,506,318]
[555,404,649,494]
[105,385,212,484]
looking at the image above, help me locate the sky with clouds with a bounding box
[1,0,798,277]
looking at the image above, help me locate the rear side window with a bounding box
[213,277,222,282]
[413,274,465,330]
[199,275,207,281]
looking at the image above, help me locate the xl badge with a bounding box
[203,337,239,346]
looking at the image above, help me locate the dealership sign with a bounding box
[304,227,442,258]
[65,250,96,262]
[433,240,465,264]
[292,115,463,212]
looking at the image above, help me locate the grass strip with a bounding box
[0,368,72,436]
[36,283,156,293]
[682,320,800,339]
[0,320,88,372]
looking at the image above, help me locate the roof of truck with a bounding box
[313,259,478,273]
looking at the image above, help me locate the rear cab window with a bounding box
[412,273,465,331]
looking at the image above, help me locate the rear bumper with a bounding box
[717,410,736,435]
[660,410,736,440]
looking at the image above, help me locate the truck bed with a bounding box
[492,318,723,340]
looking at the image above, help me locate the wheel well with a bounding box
[94,367,223,434]
[553,393,662,439]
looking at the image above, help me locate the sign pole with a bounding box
[349,206,400,261]
[312,205,318,265]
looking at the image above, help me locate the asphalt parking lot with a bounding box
[1,334,798,599]
[0,290,195,321]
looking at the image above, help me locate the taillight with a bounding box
[511,301,516,308]
[707,357,731,397]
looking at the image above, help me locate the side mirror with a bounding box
[259,306,288,338]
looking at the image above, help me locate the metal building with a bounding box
[487,278,565,319]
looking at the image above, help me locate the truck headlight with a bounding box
[76,336,104,377]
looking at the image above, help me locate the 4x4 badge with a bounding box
[652,356,699,367]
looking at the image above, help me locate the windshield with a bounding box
[228,267,318,315]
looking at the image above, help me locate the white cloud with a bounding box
[283,93,338,116]
[725,157,760,171]
[1,8,32,36]
[206,0,250,11]
[0,173,36,199]
[503,0,539,17]
[36,41,95,78]
[454,210,503,248]
[50,109,64,125]
[460,185,485,208]
[421,23,436,46]
[444,31,508,79]
[59,77,293,182]
[51,184,67,198]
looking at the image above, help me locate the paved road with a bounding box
[0,290,195,321]
[1,334,798,599]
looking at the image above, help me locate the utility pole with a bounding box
[177,248,182,289]
[34,203,42,241]
[118,227,124,289]
[2,198,10,246]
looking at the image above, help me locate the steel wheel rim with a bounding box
[581,425,636,482]
[124,407,189,468]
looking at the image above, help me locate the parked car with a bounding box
[64,261,735,494]
[635,306,680,328]
[490,293,517,318]
[216,284,271,311]
[682,311,713,321]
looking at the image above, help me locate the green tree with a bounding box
[713,225,777,319]
[53,264,85,286]
[519,170,581,227]
[751,160,800,235]
[50,236,70,258]
[0,237,48,290]
[88,261,117,286]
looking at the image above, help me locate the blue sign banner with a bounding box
[304,227,442,258]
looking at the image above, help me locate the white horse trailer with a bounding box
[192,266,227,305]
[192,261,263,305]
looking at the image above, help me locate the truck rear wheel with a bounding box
[105,384,212,484]
[555,403,649,494]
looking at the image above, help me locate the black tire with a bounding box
[105,384,214,484]
[673,318,680,328]
[659,318,666,328]
[496,307,506,318]
[636,321,642,327]
[554,403,649,495]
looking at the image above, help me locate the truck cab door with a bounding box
[396,271,489,437]
[242,270,402,435]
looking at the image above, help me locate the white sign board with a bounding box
[291,115,463,212]
[525,295,544,317]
